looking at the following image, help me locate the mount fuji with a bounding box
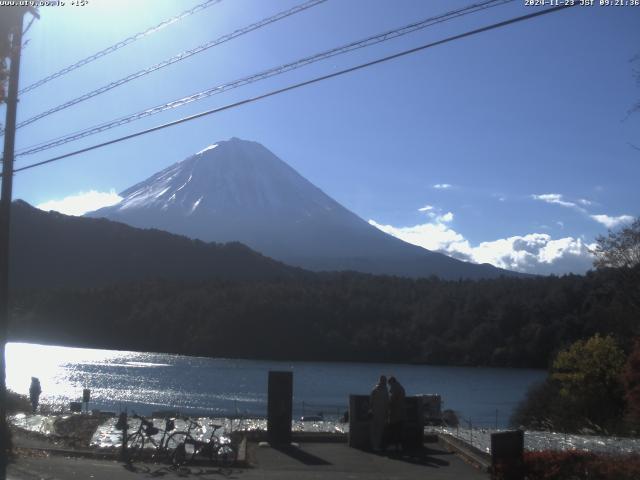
[87,137,515,280]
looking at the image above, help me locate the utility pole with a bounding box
[0,7,27,477]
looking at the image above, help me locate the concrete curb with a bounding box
[437,433,491,472]
[235,437,249,466]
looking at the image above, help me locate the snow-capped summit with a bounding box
[195,144,218,155]
[88,138,515,279]
[108,137,338,218]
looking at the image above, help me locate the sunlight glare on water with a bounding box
[5,342,160,410]
[6,342,128,395]
[6,342,546,424]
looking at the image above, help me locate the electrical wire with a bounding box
[9,0,327,133]
[8,3,577,176]
[14,0,513,157]
[18,0,224,95]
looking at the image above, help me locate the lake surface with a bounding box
[6,342,545,428]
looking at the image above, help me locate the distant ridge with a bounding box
[88,137,520,280]
[9,200,300,290]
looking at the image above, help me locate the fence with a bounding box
[298,401,347,420]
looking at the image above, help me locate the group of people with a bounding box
[369,375,406,452]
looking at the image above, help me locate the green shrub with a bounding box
[512,334,629,433]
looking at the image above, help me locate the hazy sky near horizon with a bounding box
[4,0,640,275]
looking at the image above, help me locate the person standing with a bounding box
[29,377,42,413]
[369,375,389,451]
[388,376,406,451]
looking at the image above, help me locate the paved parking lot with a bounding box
[8,440,488,480]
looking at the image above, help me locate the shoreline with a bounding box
[9,411,349,452]
[6,340,550,371]
[11,411,640,457]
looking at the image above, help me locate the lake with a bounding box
[6,342,545,428]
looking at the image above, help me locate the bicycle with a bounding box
[126,413,184,461]
[171,418,237,467]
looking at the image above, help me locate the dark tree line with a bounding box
[8,200,302,290]
[8,265,638,369]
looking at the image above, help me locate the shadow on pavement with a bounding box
[379,445,452,468]
[123,462,235,478]
[272,444,332,466]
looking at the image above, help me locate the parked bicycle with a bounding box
[126,413,184,461]
[171,418,237,467]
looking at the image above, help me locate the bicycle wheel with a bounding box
[167,432,197,464]
[163,430,187,453]
[171,442,187,466]
[215,444,237,468]
[127,432,145,459]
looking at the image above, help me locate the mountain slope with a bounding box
[88,137,517,280]
[9,200,300,290]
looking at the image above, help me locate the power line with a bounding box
[18,0,224,95]
[14,0,513,157]
[9,0,327,133]
[14,0,507,144]
[8,3,576,176]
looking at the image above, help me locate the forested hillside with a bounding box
[9,200,301,289]
[9,266,637,368]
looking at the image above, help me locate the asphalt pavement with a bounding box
[8,440,489,480]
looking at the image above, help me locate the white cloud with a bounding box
[37,190,122,216]
[368,215,595,275]
[433,183,452,189]
[590,214,634,229]
[437,212,454,223]
[417,204,454,223]
[491,193,507,202]
[531,193,634,230]
[531,193,578,209]
[369,219,471,255]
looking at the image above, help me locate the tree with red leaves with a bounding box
[623,338,640,426]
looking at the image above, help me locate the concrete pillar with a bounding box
[267,371,293,445]
[491,430,524,480]
[348,394,371,450]
[402,396,424,450]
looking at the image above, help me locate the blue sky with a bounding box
[4,0,639,275]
